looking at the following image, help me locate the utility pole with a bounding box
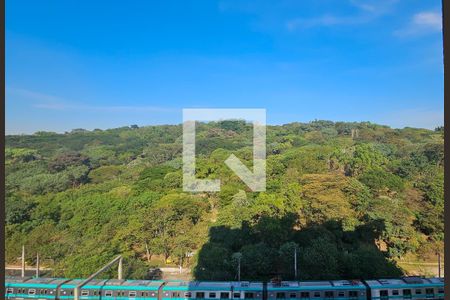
[145,241,151,262]
[36,253,40,278]
[232,252,242,282]
[118,256,123,280]
[438,252,441,277]
[294,246,298,279]
[21,245,25,278]
[238,258,241,282]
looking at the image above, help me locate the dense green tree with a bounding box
[346,144,386,176]
[6,194,35,224]
[359,169,404,194]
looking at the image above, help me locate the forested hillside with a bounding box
[5,121,444,280]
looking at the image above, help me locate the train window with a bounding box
[173,292,181,297]
[392,290,399,296]
[324,291,334,299]
[338,291,345,297]
[209,292,217,298]
[221,292,230,299]
[29,289,36,295]
[105,290,113,297]
[415,289,422,295]
[426,288,434,295]
[234,293,241,298]
[300,292,310,299]
[44,289,48,294]
[438,288,444,294]
[245,292,254,299]
[403,289,412,299]
[129,291,137,297]
[349,291,358,299]
[197,292,205,298]
[289,293,296,298]
[6,288,13,294]
[81,290,89,296]
[276,293,285,299]
[313,292,320,298]
[185,292,192,298]
[380,290,388,300]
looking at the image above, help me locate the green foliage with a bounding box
[48,152,90,172]
[89,165,123,184]
[6,194,35,224]
[5,121,443,279]
[359,169,404,194]
[5,147,39,162]
[299,238,340,279]
[414,171,444,239]
[347,144,386,176]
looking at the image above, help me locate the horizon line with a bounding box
[5,119,443,136]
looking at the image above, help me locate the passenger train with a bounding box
[5,276,444,300]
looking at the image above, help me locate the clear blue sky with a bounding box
[6,0,443,134]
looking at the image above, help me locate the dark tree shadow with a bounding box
[194,214,402,281]
[148,268,163,280]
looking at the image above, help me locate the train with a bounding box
[5,276,444,300]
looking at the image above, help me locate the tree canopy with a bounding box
[5,121,443,280]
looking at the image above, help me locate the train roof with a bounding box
[6,277,69,288]
[61,279,108,288]
[122,280,164,288]
[365,277,444,289]
[60,278,164,290]
[163,281,263,291]
[267,280,365,291]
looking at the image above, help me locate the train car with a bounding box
[58,278,164,299]
[161,281,263,300]
[4,277,445,300]
[266,280,367,300]
[58,278,107,299]
[230,281,264,300]
[364,277,444,300]
[161,281,190,300]
[5,277,69,300]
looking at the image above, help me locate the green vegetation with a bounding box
[5,121,444,280]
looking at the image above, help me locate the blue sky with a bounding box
[6,0,443,134]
